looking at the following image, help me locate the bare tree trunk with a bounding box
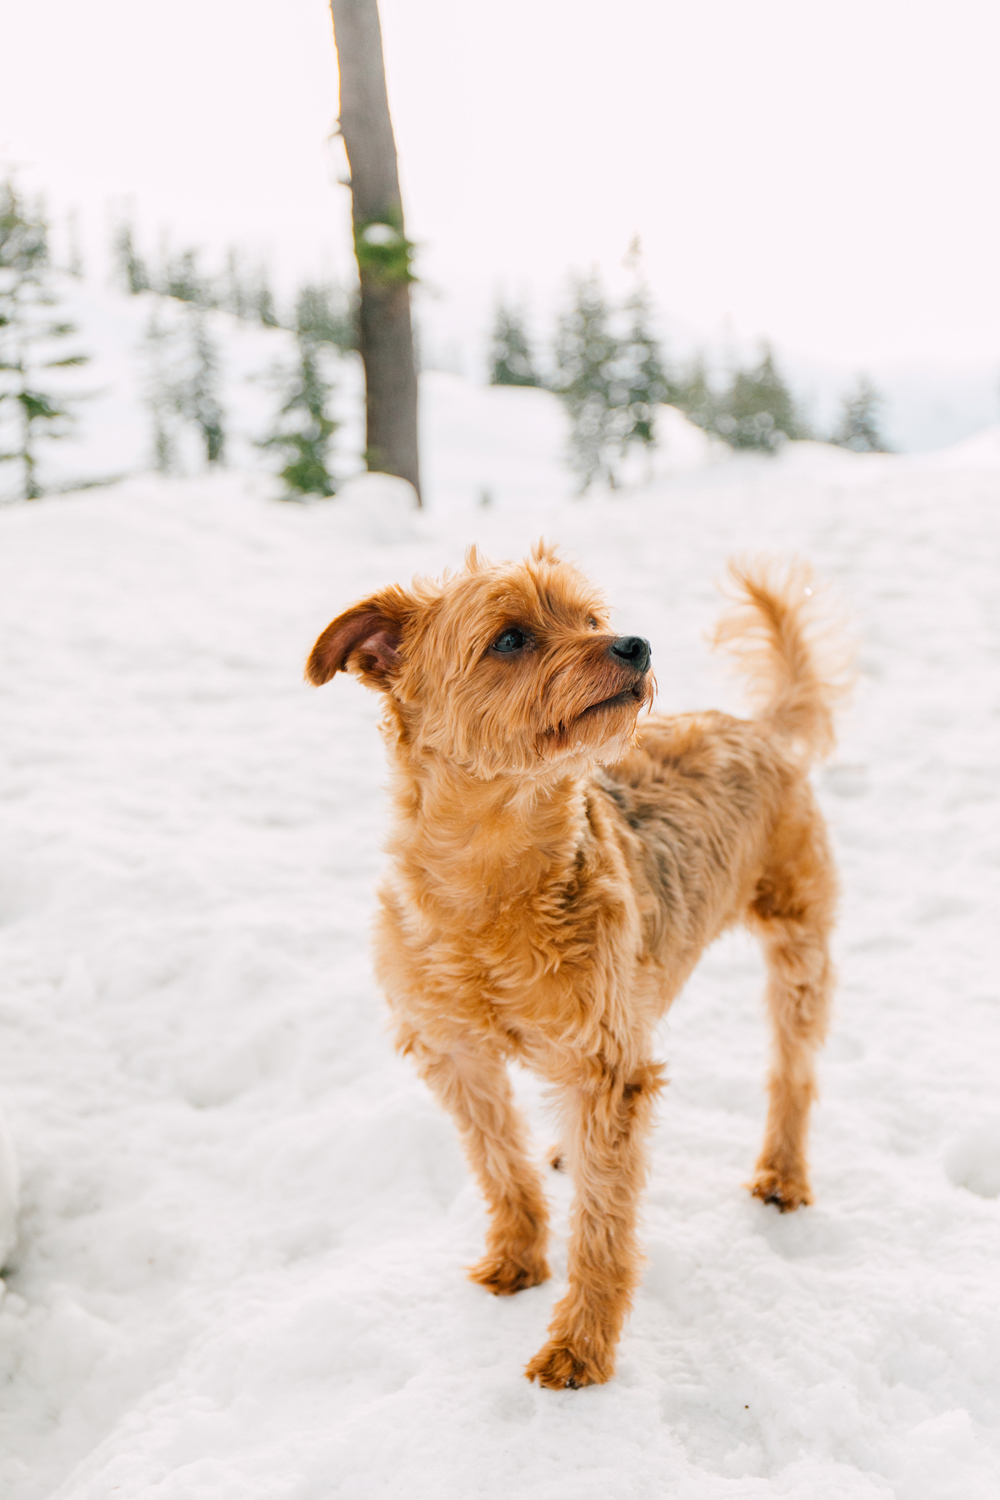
[329,0,421,505]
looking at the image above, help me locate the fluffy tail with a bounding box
[712,557,852,764]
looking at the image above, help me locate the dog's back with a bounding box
[595,710,792,986]
[593,559,848,993]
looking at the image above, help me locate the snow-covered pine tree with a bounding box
[65,211,84,280]
[140,305,226,470]
[618,283,671,455]
[553,274,627,491]
[222,249,252,321]
[163,248,208,306]
[0,180,90,500]
[489,303,539,387]
[113,219,151,294]
[141,306,183,472]
[831,375,891,452]
[672,353,718,433]
[182,309,225,465]
[261,334,338,498]
[253,269,280,329]
[715,344,807,452]
[295,281,356,351]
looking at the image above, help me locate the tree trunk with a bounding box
[329,0,421,505]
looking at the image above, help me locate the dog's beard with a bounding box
[402,653,653,781]
[535,688,646,762]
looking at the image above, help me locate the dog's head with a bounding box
[307,543,654,778]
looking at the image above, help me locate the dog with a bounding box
[307,544,844,1389]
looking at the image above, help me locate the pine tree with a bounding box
[141,306,226,471]
[1,181,89,500]
[163,248,207,306]
[181,310,225,464]
[553,274,627,490]
[223,249,254,321]
[831,375,890,452]
[489,303,539,387]
[141,307,183,472]
[113,219,151,294]
[295,281,356,351]
[672,353,718,432]
[261,335,338,498]
[253,268,279,328]
[618,284,671,453]
[65,211,84,280]
[715,344,807,452]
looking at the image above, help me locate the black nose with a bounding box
[609,635,651,674]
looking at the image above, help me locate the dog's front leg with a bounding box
[526,1058,663,1388]
[414,1041,551,1295]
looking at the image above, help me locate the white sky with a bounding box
[4,0,1000,375]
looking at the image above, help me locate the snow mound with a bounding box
[926,423,1000,470]
[334,471,422,543]
[945,1120,1000,1199]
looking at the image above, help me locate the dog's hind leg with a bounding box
[525,1057,664,1388]
[748,810,836,1211]
[415,1042,551,1295]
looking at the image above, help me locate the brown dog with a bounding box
[307,544,843,1389]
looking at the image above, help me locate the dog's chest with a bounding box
[378,865,644,1044]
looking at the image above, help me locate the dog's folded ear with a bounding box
[306,588,411,688]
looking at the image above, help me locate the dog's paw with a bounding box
[750,1168,813,1212]
[525,1336,613,1389]
[468,1252,550,1296]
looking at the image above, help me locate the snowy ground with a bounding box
[1,379,999,1498]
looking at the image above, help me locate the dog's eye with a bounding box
[492,627,527,654]
[586,616,598,629]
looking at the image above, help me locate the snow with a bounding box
[919,423,1000,472]
[1,335,1000,1497]
[0,1109,18,1268]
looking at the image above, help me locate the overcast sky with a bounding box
[5,0,1000,379]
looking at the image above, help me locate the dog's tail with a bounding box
[712,557,852,765]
